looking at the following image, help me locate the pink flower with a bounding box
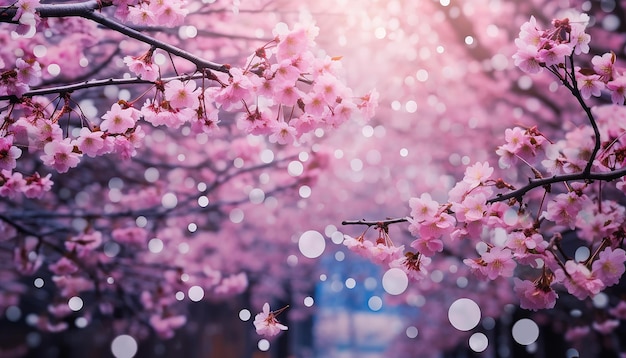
[480,247,516,279]
[513,277,557,311]
[126,3,156,26]
[542,192,586,229]
[409,193,439,222]
[564,326,590,341]
[459,193,488,222]
[0,135,22,171]
[65,231,103,257]
[367,242,404,265]
[463,161,494,187]
[12,0,40,24]
[48,257,78,276]
[13,237,42,275]
[16,58,41,86]
[276,27,310,61]
[313,73,342,104]
[591,247,626,287]
[271,60,300,85]
[554,260,604,300]
[389,252,431,281]
[124,51,159,81]
[577,73,604,99]
[100,103,137,134]
[41,138,81,173]
[23,172,52,198]
[150,0,188,27]
[591,52,615,82]
[112,227,148,246]
[273,84,304,107]
[164,79,200,109]
[253,303,288,337]
[269,121,297,145]
[209,69,255,110]
[609,301,626,319]
[150,314,187,339]
[357,89,379,120]
[537,43,572,67]
[606,75,626,105]
[75,127,105,157]
[214,272,248,296]
[512,43,542,74]
[328,100,356,128]
[343,234,374,257]
[409,236,443,257]
[592,319,620,335]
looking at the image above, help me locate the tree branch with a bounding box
[488,167,626,203]
[342,217,409,227]
[0,73,202,101]
[1,1,230,72]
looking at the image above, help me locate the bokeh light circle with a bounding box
[448,298,481,331]
[111,335,138,358]
[239,309,251,321]
[368,296,383,311]
[298,230,326,258]
[469,332,489,352]
[512,318,539,345]
[258,339,270,351]
[382,268,409,295]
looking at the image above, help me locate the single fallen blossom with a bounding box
[253,303,288,337]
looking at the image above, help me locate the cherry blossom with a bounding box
[591,247,626,287]
[40,138,82,173]
[100,102,137,134]
[253,303,288,337]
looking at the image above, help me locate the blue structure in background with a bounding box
[312,251,418,358]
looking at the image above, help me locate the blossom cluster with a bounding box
[348,14,626,318]
[513,14,626,105]
[1,20,376,200]
[112,0,189,27]
[253,303,288,337]
[123,23,378,144]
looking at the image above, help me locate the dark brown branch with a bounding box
[488,167,626,203]
[1,1,229,72]
[0,73,203,101]
[341,217,409,227]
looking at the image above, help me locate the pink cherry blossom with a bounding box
[269,121,297,145]
[577,73,604,99]
[48,257,79,276]
[100,103,137,134]
[555,260,605,300]
[112,227,148,247]
[463,161,494,187]
[41,138,81,173]
[591,247,626,287]
[480,247,516,280]
[409,193,439,222]
[513,277,558,311]
[164,79,201,110]
[0,135,22,170]
[253,303,288,337]
[409,236,443,257]
[592,319,620,335]
[124,51,159,81]
[606,75,626,105]
[150,314,187,339]
[75,127,105,157]
[23,172,52,199]
[591,52,615,81]
[12,0,40,24]
[389,252,431,281]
